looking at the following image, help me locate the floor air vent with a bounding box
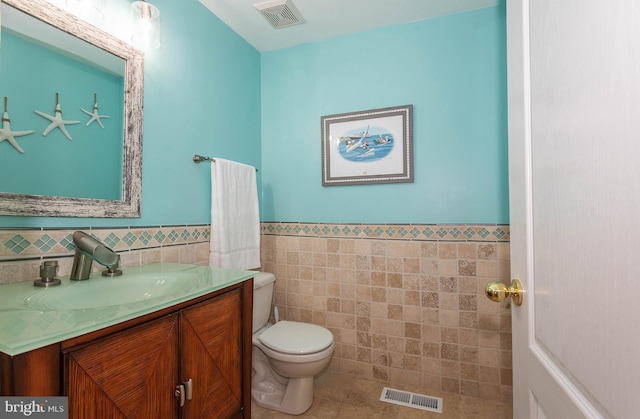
[380,387,443,413]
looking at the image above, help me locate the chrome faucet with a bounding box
[70,231,122,280]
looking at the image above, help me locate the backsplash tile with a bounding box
[0,225,211,262]
[0,225,211,284]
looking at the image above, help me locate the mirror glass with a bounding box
[0,0,143,217]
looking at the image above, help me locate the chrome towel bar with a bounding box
[192,155,258,171]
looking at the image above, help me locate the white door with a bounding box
[506,0,640,418]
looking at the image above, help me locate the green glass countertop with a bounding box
[0,263,255,356]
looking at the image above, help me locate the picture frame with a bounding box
[321,104,413,186]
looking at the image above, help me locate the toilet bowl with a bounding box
[251,273,334,415]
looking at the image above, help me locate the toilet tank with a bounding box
[252,272,276,333]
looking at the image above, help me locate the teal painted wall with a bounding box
[0,0,261,228]
[261,6,508,224]
[1,2,507,228]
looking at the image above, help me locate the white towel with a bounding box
[209,158,260,270]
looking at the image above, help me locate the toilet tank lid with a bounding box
[259,320,333,354]
[253,272,275,289]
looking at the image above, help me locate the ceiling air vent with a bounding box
[255,0,305,29]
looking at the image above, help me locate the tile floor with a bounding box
[251,371,513,418]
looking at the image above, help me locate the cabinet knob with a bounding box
[175,384,185,407]
[183,378,193,401]
[175,379,192,407]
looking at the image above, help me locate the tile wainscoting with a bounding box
[260,222,512,404]
[0,222,512,404]
[0,225,212,284]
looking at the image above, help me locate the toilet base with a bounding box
[252,348,314,415]
[251,375,314,415]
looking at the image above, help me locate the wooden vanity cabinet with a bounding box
[1,279,253,419]
[180,289,244,419]
[0,343,61,396]
[65,313,181,418]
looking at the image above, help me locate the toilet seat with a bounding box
[259,321,333,355]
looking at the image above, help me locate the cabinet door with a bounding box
[181,289,243,419]
[65,314,180,419]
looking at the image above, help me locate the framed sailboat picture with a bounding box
[321,105,413,186]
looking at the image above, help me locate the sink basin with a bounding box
[0,263,256,356]
[24,270,197,310]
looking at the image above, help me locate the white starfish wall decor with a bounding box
[0,97,35,154]
[82,93,110,128]
[35,93,80,140]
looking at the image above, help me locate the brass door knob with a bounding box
[485,279,523,306]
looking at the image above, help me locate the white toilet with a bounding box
[251,272,334,415]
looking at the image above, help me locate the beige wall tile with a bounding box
[260,226,511,397]
[1,223,511,400]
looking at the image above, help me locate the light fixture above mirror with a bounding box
[130,0,161,51]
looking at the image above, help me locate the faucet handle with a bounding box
[34,260,62,287]
[102,256,123,277]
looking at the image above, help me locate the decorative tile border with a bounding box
[0,222,509,261]
[0,225,211,261]
[261,222,510,242]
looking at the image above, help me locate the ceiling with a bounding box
[198,0,498,52]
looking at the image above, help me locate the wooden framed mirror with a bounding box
[0,0,143,217]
